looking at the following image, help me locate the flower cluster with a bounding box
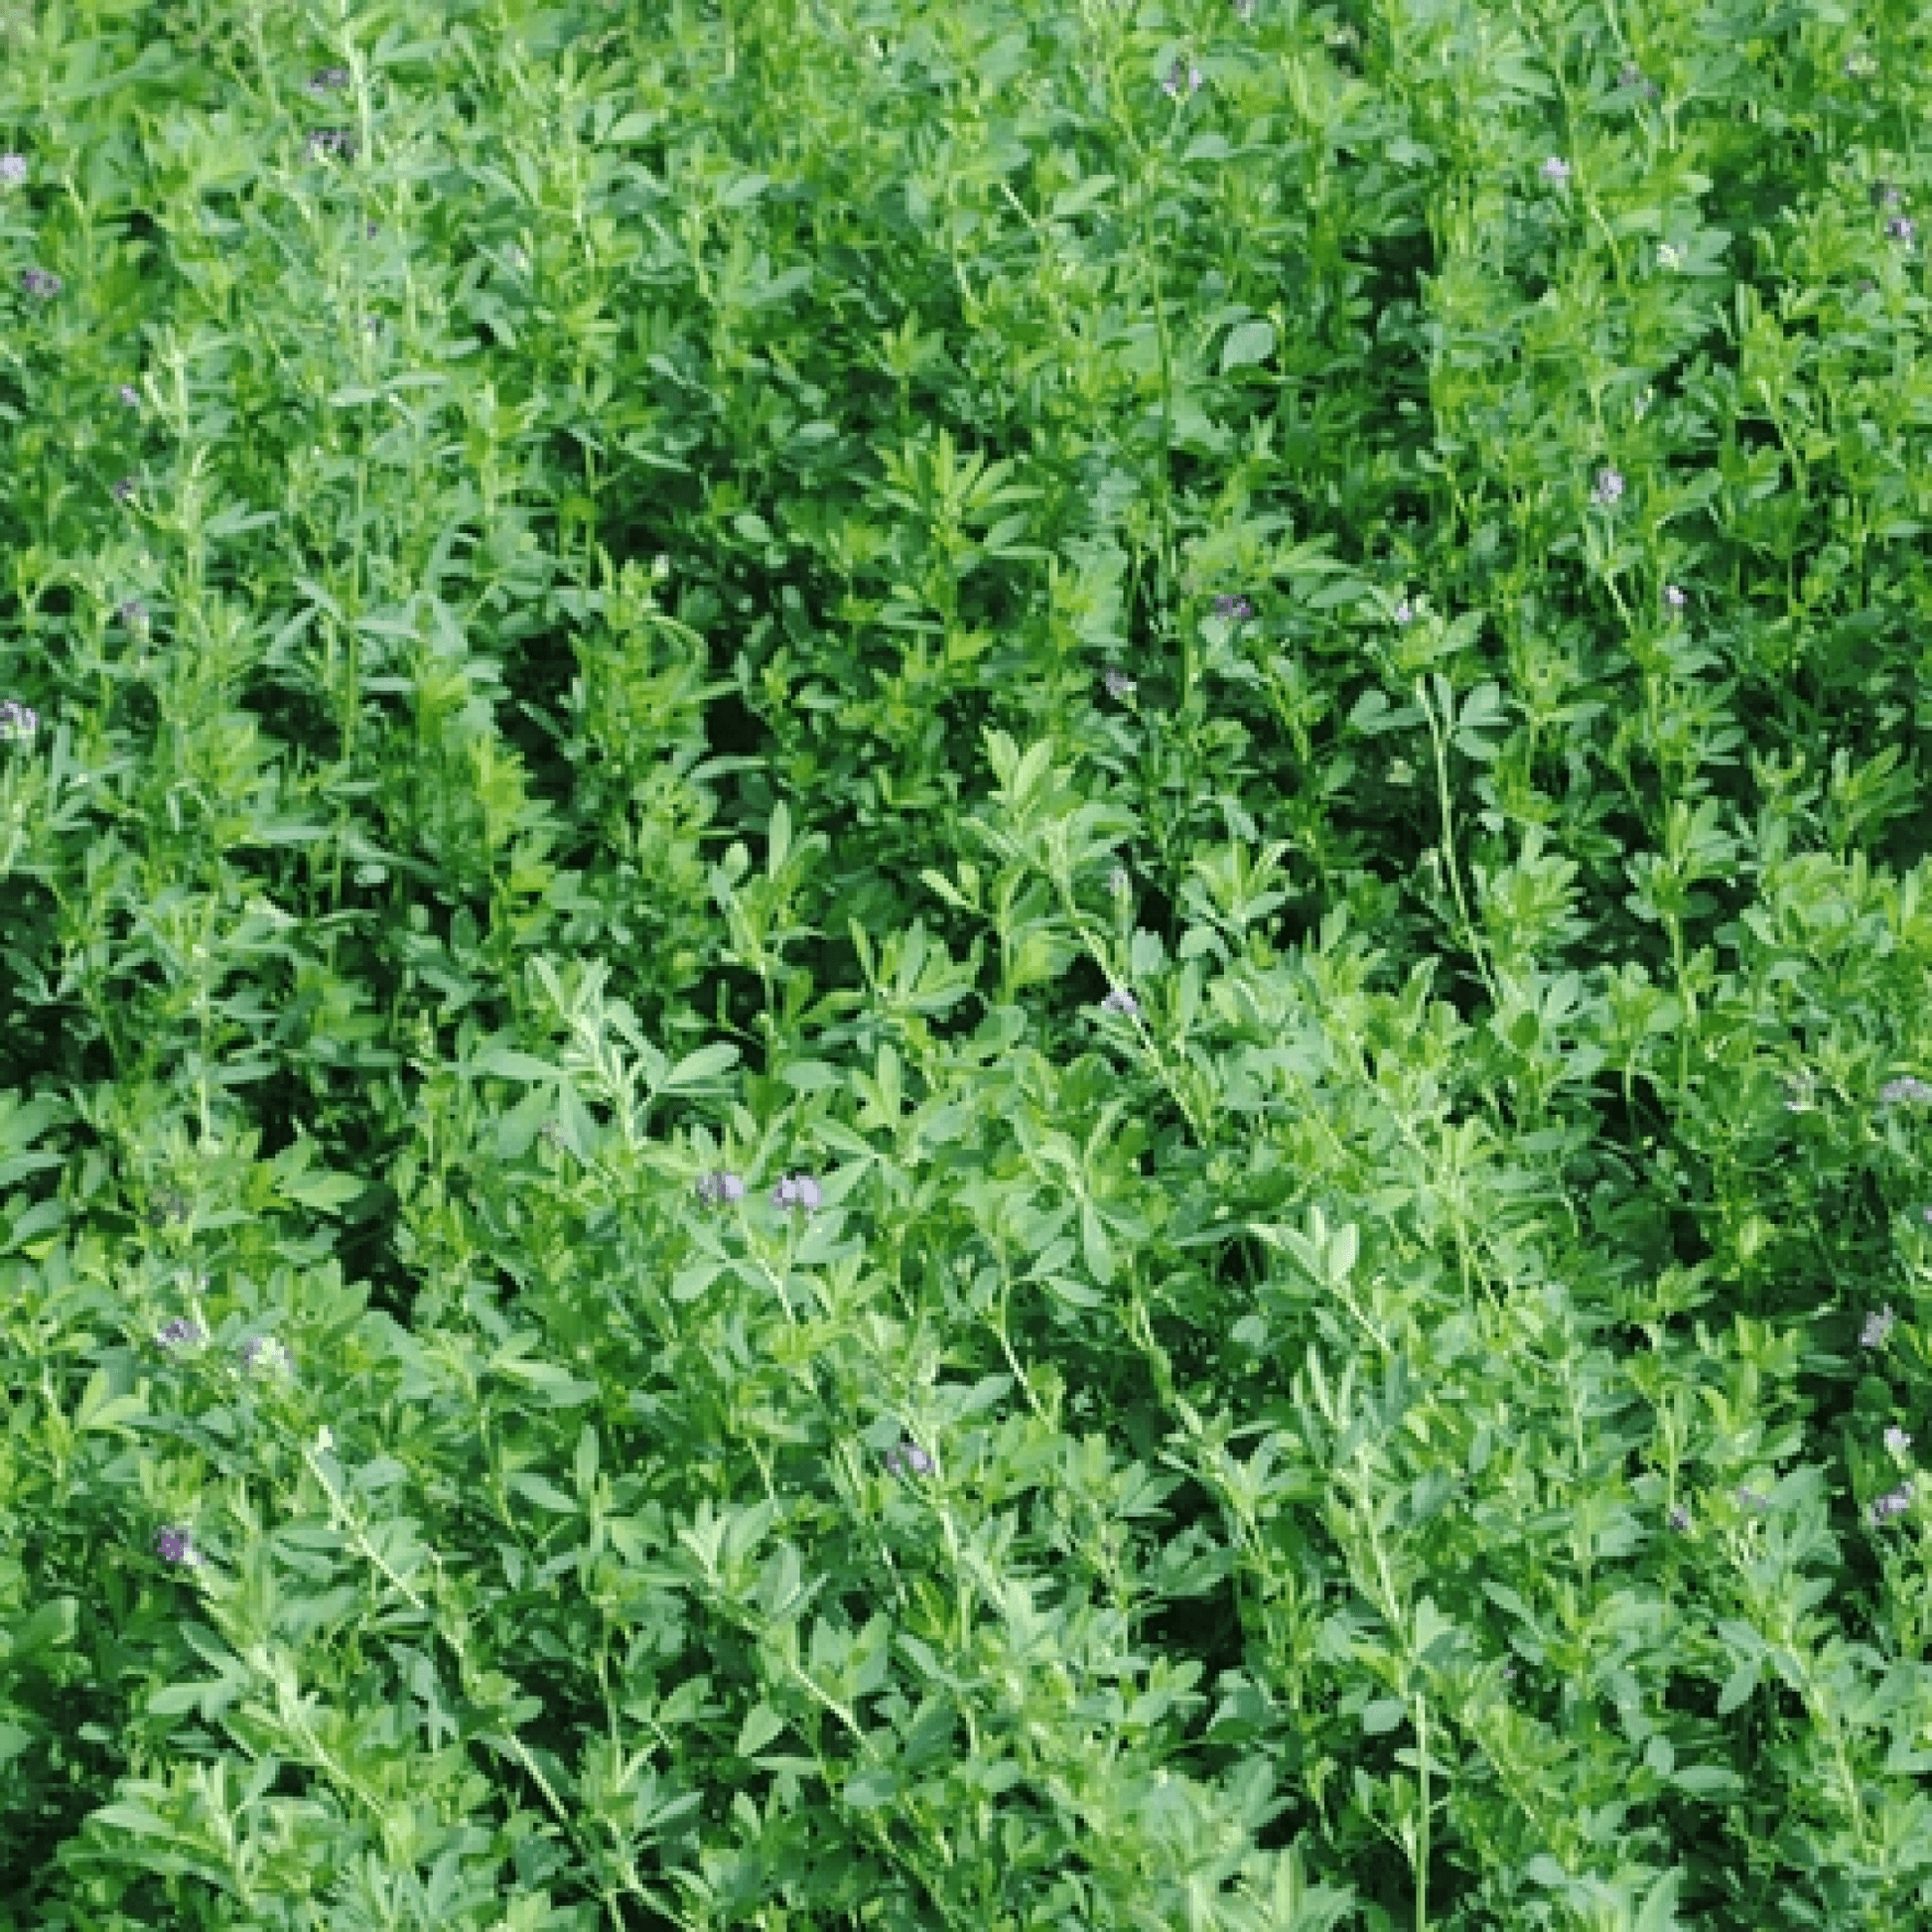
[1103,669,1136,701]
[1212,595,1254,622]
[111,479,136,503]
[1872,1480,1912,1526]
[306,67,351,94]
[156,1317,205,1352]
[0,701,39,742]
[1862,1306,1898,1349]
[1885,1425,1912,1455]
[1392,599,1414,623]
[1541,157,1571,186]
[117,598,149,629]
[1887,217,1917,246]
[695,1170,745,1207]
[308,129,356,161]
[1663,583,1686,611]
[885,1442,934,1477]
[242,1335,293,1376]
[1163,57,1202,99]
[1667,1504,1691,1532]
[772,1173,823,1214]
[1617,63,1660,99]
[1100,985,1140,1018]
[117,382,141,408]
[1591,467,1625,507]
[21,267,61,300]
[0,154,25,186]
[1879,1075,1932,1108]
[155,1527,202,1566]
[1871,181,1903,211]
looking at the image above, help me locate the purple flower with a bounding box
[695,1170,745,1207]
[1162,57,1202,99]
[117,382,141,408]
[1591,467,1625,506]
[1100,985,1140,1018]
[1668,1504,1691,1532]
[1871,181,1904,211]
[1863,1306,1898,1349]
[1663,583,1686,610]
[1879,1076,1932,1108]
[1886,1426,1913,1455]
[1103,669,1136,701]
[156,1317,205,1351]
[1887,216,1917,245]
[886,1442,934,1477]
[306,66,351,93]
[772,1172,823,1214]
[1392,599,1414,623]
[117,598,149,628]
[0,154,26,186]
[0,701,39,743]
[1872,1481,1913,1525]
[155,1527,201,1566]
[21,267,61,300]
[111,479,136,503]
[1541,157,1572,185]
[308,129,356,161]
[1736,1486,1769,1513]
[1212,595,1254,622]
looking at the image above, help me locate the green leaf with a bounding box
[663,1042,740,1091]
[75,1367,146,1439]
[736,1702,786,1756]
[1221,320,1277,372]
[508,1472,578,1513]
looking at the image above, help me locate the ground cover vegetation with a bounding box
[3,0,1932,1924]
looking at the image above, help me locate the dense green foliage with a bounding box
[5,0,1932,1925]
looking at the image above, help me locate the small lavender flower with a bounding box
[111,479,136,503]
[1591,467,1625,507]
[772,1172,823,1214]
[117,598,149,629]
[308,129,356,161]
[1863,1306,1898,1349]
[1617,63,1658,98]
[1103,669,1136,701]
[0,154,26,186]
[1887,216,1917,245]
[1392,599,1414,623]
[155,1527,201,1566]
[1663,583,1687,611]
[695,1170,745,1207]
[886,1442,934,1477]
[1872,1480,1913,1525]
[1668,1504,1692,1532]
[156,1317,205,1351]
[306,66,351,93]
[1212,595,1254,622]
[1879,1076,1932,1108]
[1541,157,1572,186]
[21,267,61,300]
[1100,985,1140,1018]
[1886,1426,1913,1455]
[1736,1486,1769,1513]
[0,701,38,742]
[1869,182,1902,212]
[1163,57,1202,99]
